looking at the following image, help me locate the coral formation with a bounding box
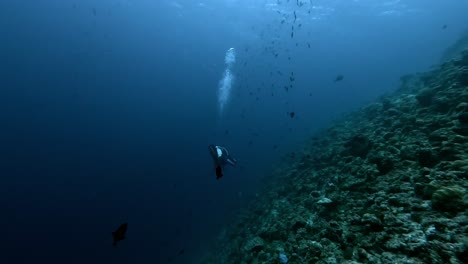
[200,50,468,264]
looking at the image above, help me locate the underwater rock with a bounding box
[243,236,265,252]
[458,112,468,124]
[344,135,372,158]
[440,31,468,63]
[317,197,333,205]
[459,71,468,86]
[429,128,450,142]
[368,151,394,175]
[308,241,323,257]
[432,95,452,113]
[431,185,466,212]
[415,88,434,107]
[453,124,468,136]
[458,52,468,68]
[423,181,442,200]
[417,148,439,168]
[361,213,383,231]
[400,145,418,161]
[458,246,468,263]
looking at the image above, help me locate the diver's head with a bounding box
[208,144,223,160]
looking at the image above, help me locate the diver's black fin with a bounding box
[216,166,223,179]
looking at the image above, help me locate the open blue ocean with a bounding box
[1,1,467,263]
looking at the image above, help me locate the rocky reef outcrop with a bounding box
[200,50,468,264]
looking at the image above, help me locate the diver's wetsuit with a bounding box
[208,145,237,179]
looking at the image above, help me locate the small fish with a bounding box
[291,31,294,38]
[335,74,344,82]
[112,223,128,246]
[294,11,297,22]
[178,249,185,256]
[289,112,295,118]
[307,43,311,48]
[442,24,447,29]
[92,7,96,16]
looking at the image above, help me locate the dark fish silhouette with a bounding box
[112,223,128,246]
[289,112,295,118]
[442,24,447,29]
[335,74,344,82]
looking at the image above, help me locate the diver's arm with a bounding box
[226,157,237,167]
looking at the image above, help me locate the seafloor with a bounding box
[201,50,468,264]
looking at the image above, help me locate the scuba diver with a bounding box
[208,144,237,179]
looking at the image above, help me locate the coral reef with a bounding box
[200,50,468,264]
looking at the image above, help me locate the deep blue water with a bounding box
[0,0,467,263]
